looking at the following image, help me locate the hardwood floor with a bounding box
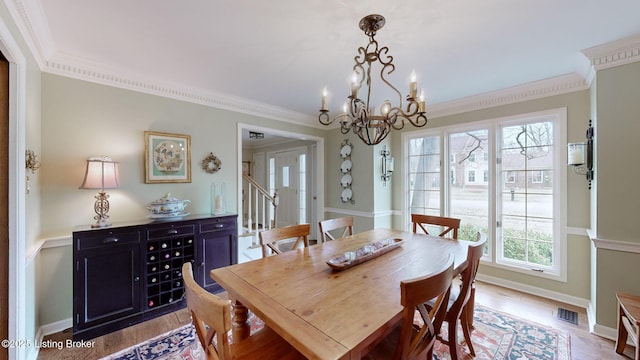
[37,281,633,359]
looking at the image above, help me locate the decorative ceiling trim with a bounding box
[427,73,589,119]
[5,0,604,127]
[43,58,320,127]
[581,33,640,71]
[4,0,52,67]
[42,56,592,127]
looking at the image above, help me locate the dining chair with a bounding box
[411,214,461,239]
[436,232,487,360]
[364,254,454,360]
[318,216,354,242]
[259,223,310,257]
[182,262,305,360]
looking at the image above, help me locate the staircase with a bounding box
[239,174,278,262]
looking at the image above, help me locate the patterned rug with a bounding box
[101,305,570,360]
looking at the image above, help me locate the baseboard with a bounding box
[585,301,619,341]
[477,274,625,342]
[592,322,618,341]
[39,317,72,337]
[476,273,590,308]
[25,327,42,360]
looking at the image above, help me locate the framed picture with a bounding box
[242,161,250,176]
[144,131,191,183]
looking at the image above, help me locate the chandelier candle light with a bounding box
[79,156,120,228]
[319,14,428,145]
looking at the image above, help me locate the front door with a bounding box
[274,150,299,227]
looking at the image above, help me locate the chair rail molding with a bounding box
[26,235,72,266]
[588,229,640,254]
[324,207,401,219]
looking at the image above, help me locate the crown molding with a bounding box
[6,0,611,126]
[3,0,53,67]
[427,73,589,119]
[581,33,640,71]
[44,56,320,127]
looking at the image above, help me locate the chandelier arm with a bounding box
[317,14,429,146]
[319,111,333,125]
[377,47,403,106]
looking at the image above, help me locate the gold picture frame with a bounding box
[144,131,191,183]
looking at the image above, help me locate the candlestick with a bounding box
[351,71,359,98]
[418,88,426,112]
[409,70,417,99]
[321,87,328,111]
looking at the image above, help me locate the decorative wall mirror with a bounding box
[339,139,354,203]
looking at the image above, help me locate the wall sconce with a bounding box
[568,120,594,190]
[25,149,41,195]
[381,145,394,186]
[79,156,120,228]
[25,149,41,174]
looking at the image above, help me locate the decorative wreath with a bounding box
[201,152,222,174]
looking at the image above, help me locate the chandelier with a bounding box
[319,14,428,145]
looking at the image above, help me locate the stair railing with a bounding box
[242,173,278,235]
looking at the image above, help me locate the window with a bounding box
[405,108,566,279]
[530,170,544,184]
[408,135,441,216]
[467,170,476,182]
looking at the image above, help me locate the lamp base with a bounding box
[91,191,112,227]
[91,218,112,228]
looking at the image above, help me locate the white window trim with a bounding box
[402,108,567,282]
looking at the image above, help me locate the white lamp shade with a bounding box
[80,156,120,189]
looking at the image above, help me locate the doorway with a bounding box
[271,148,303,228]
[238,125,324,241]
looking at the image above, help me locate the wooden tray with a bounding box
[326,238,404,271]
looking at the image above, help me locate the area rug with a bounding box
[101,305,570,360]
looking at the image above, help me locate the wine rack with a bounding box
[145,225,195,310]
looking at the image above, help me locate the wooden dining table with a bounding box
[210,228,474,360]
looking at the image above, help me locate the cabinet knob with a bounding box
[167,229,179,235]
[215,224,224,228]
[134,276,140,282]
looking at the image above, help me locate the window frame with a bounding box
[401,108,567,281]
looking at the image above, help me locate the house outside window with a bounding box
[404,108,567,280]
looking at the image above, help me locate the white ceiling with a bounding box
[15,0,640,124]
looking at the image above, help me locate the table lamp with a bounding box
[79,156,120,228]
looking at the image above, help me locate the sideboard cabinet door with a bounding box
[73,230,142,340]
[197,216,237,293]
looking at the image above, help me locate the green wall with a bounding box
[593,61,640,328]
[38,73,325,324]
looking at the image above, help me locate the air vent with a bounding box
[557,307,578,325]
